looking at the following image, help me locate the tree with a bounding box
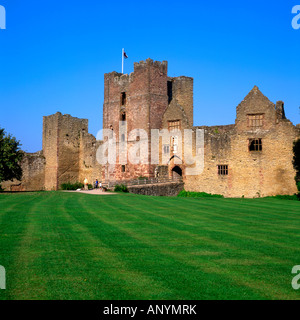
[0,128,23,186]
[293,138,300,191]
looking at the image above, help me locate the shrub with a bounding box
[178,190,224,198]
[61,182,84,190]
[114,184,129,193]
[265,194,300,201]
[293,139,300,182]
[138,176,148,180]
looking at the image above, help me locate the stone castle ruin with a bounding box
[3,58,300,197]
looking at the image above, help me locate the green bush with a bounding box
[297,181,300,192]
[114,184,129,193]
[178,190,224,198]
[138,176,148,180]
[265,194,300,201]
[293,139,300,182]
[61,182,84,190]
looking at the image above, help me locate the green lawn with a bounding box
[0,191,299,300]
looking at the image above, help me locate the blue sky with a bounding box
[0,0,299,152]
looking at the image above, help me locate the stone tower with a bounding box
[43,112,101,190]
[103,58,169,181]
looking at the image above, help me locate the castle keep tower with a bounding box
[103,58,169,180]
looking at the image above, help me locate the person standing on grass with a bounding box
[95,179,99,189]
[84,178,88,190]
[99,181,102,192]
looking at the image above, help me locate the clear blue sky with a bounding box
[0,0,299,152]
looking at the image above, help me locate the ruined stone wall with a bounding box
[128,182,184,197]
[1,151,45,191]
[159,76,194,181]
[167,76,193,127]
[43,112,94,190]
[56,114,88,187]
[79,132,102,186]
[184,87,299,198]
[43,113,60,190]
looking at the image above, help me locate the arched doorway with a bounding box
[172,166,182,179]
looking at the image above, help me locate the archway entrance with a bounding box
[172,166,182,179]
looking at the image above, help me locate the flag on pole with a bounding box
[122,48,128,74]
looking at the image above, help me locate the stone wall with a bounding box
[79,131,102,186]
[166,76,193,127]
[5,59,299,198]
[128,182,184,197]
[103,59,169,181]
[103,61,299,198]
[183,87,300,198]
[43,112,102,190]
[1,151,45,191]
[43,113,60,190]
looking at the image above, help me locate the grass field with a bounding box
[0,191,299,300]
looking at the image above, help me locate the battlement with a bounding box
[104,71,131,81]
[194,124,236,133]
[134,58,168,73]
[43,112,88,133]
[168,76,193,82]
[104,58,168,84]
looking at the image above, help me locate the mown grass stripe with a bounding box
[96,194,300,257]
[0,192,299,300]
[74,195,288,298]
[72,195,257,299]
[78,196,298,299]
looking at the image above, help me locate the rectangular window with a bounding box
[249,138,262,151]
[163,145,170,154]
[121,165,126,173]
[167,81,173,103]
[248,114,264,128]
[168,120,181,131]
[218,165,228,176]
[121,92,126,106]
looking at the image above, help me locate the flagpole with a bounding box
[122,48,124,74]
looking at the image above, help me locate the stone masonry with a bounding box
[3,59,300,197]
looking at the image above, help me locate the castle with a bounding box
[3,58,300,198]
